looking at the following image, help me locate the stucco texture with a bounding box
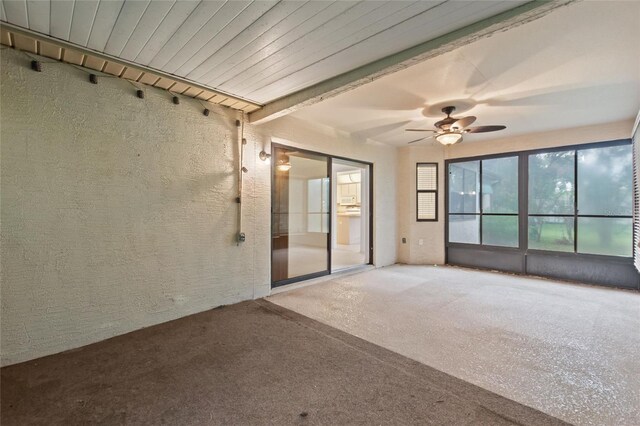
[0,49,396,365]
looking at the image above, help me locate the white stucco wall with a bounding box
[397,120,635,265]
[0,49,396,366]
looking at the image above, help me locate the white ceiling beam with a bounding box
[249,0,576,124]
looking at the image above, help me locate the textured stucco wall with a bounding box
[397,120,635,265]
[0,49,396,366]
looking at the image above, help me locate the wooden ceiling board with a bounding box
[26,0,49,33]
[86,0,125,51]
[13,33,35,52]
[178,0,304,79]
[119,0,175,61]
[49,0,74,40]
[38,40,61,59]
[196,90,217,101]
[167,81,189,94]
[84,55,105,72]
[3,0,28,28]
[0,27,12,46]
[204,1,356,87]
[242,104,260,113]
[239,1,528,102]
[145,0,226,69]
[138,72,160,85]
[219,97,237,107]
[62,48,84,65]
[159,0,255,74]
[102,61,125,76]
[0,0,536,107]
[182,86,203,98]
[69,0,99,46]
[193,0,332,84]
[131,0,199,64]
[103,0,151,56]
[243,1,471,100]
[121,67,143,81]
[153,77,175,90]
[235,0,419,97]
[214,1,384,94]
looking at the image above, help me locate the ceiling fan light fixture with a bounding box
[436,131,463,145]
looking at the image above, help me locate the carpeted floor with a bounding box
[1,300,566,425]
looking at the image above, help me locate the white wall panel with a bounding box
[50,0,74,40]
[194,0,332,85]
[104,0,150,56]
[68,0,99,46]
[132,0,199,65]
[163,0,274,75]
[210,1,356,87]
[184,0,307,81]
[26,0,49,33]
[218,1,382,94]
[87,0,124,51]
[3,0,28,28]
[119,0,175,61]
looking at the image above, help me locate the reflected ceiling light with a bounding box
[276,159,291,172]
[435,131,463,145]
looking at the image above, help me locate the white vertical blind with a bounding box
[417,164,437,190]
[417,163,438,221]
[633,125,640,271]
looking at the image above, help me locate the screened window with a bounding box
[527,144,632,257]
[417,163,438,221]
[448,156,518,247]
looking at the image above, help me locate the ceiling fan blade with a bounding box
[407,135,434,144]
[405,128,435,132]
[451,116,476,130]
[466,125,506,133]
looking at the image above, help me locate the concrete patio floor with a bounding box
[269,265,640,426]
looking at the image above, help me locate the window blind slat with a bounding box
[417,163,438,221]
[633,129,639,271]
[418,192,436,220]
[417,164,437,190]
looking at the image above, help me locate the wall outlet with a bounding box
[419,239,424,246]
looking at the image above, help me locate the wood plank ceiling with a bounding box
[0,0,528,107]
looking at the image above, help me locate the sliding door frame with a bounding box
[270,143,374,288]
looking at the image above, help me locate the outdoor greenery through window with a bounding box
[448,156,519,247]
[448,141,633,257]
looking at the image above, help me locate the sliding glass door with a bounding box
[272,146,330,286]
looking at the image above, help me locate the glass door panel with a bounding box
[272,146,330,285]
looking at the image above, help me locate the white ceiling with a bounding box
[291,1,640,146]
[0,0,528,104]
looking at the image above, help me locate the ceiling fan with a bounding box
[406,106,506,145]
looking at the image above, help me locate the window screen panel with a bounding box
[449,161,480,213]
[417,192,436,220]
[577,145,632,216]
[417,164,437,190]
